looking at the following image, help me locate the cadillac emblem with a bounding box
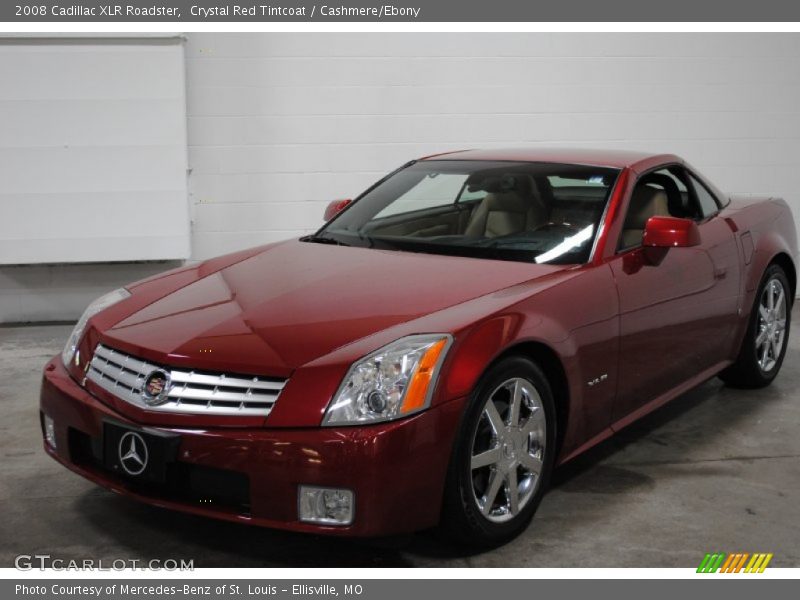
[141,369,171,406]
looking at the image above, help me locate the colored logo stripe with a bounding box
[697,552,772,573]
[697,553,726,573]
[720,553,750,573]
[745,553,773,573]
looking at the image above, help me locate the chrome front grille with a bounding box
[86,344,286,417]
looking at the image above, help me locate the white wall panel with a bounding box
[186,33,800,261]
[0,36,190,265]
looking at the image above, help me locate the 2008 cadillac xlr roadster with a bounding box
[40,148,796,545]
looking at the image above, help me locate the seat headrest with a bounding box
[627,185,669,229]
[638,173,686,217]
[467,174,534,196]
[481,190,530,213]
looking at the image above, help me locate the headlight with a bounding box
[61,288,131,369]
[322,334,453,426]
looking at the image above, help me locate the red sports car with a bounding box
[40,149,796,545]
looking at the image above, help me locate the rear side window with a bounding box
[689,174,720,218]
[548,174,609,189]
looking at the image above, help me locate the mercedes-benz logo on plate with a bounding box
[118,431,148,476]
[141,369,171,406]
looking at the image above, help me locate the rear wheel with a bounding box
[720,264,791,388]
[441,356,556,547]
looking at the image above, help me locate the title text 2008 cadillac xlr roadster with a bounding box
[40,149,796,545]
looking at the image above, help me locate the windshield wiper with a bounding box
[300,234,351,247]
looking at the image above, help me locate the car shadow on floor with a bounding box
[73,375,784,567]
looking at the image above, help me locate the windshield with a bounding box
[310,160,620,264]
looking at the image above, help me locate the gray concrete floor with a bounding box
[1,317,799,568]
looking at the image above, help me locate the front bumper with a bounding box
[39,357,465,537]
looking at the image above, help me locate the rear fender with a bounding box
[729,199,797,354]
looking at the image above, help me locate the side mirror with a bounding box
[642,216,701,248]
[324,199,352,222]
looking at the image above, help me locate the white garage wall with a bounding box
[0,35,190,264]
[2,32,800,322]
[185,33,800,261]
[0,34,191,322]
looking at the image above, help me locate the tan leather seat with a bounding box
[464,176,548,238]
[620,185,670,249]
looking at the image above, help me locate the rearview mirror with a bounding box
[643,216,701,248]
[324,199,352,221]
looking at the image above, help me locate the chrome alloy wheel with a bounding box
[470,377,546,523]
[756,277,788,372]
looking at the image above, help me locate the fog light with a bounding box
[298,486,354,525]
[43,415,56,449]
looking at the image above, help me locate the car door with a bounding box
[609,165,741,424]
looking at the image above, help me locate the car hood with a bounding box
[100,239,566,376]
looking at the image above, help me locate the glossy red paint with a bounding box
[427,147,672,169]
[72,240,567,431]
[323,198,352,221]
[41,358,466,536]
[40,148,798,537]
[642,216,701,248]
[590,167,631,264]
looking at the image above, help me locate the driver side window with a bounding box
[618,166,703,251]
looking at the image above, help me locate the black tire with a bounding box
[720,264,792,388]
[440,356,556,547]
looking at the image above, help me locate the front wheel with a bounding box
[720,264,791,388]
[440,356,556,547]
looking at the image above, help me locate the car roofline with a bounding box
[417,148,680,170]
